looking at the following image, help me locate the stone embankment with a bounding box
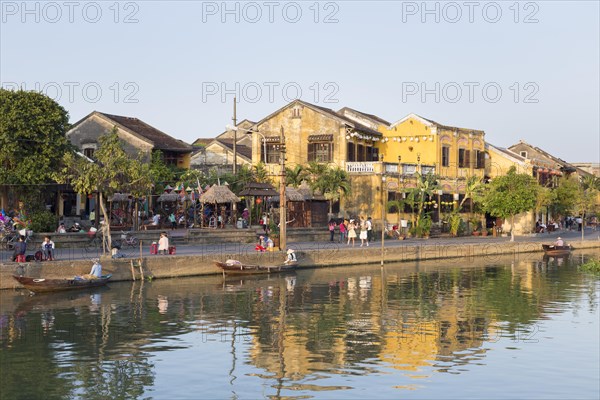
[1,239,598,290]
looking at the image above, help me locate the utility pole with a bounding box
[279,126,287,251]
[232,96,237,175]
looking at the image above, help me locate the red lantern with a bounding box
[256,198,262,204]
[87,194,94,199]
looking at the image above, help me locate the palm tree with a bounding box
[305,161,328,183]
[405,172,440,228]
[285,165,307,188]
[387,197,405,226]
[253,162,270,183]
[311,166,351,215]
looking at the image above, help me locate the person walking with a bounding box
[168,212,177,230]
[359,217,369,247]
[366,217,373,242]
[339,219,347,243]
[328,219,337,242]
[347,219,357,247]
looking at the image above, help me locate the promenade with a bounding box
[1,227,599,290]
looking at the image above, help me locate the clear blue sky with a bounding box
[2,1,598,162]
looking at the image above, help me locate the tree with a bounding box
[311,166,351,215]
[405,172,440,230]
[482,166,539,241]
[285,165,307,188]
[253,162,270,183]
[55,127,153,252]
[0,88,72,207]
[148,150,175,193]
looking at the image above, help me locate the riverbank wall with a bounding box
[2,240,599,290]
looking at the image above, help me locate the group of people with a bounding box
[11,235,55,262]
[329,217,374,247]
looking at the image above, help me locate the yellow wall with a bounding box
[377,115,486,188]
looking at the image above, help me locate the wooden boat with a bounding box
[214,260,297,276]
[542,244,572,257]
[13,274,112,293]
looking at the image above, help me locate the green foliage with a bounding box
[308,164,351,214]
[551,175,579,217]
[149,150,175,191]
[0,89,72,186]
[253,162,270,183]
[580,259,600,274]
[405,172,440,227]
[449,213,462,236]
[28,210,58,232]
[285,165,307,187]
[419,215,432,236]
[268,219,279,236]
[483,167,539,219]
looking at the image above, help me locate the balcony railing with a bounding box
[346,162,376,173]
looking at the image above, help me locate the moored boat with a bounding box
[13,274,112,293]
[542,244,572,257]
[214,260,297,276]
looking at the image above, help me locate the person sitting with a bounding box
[284,249,297,265]
[11,235,26,262]
[265,237,274,251]
[56,223,66,234]
[255,236,266,252]
[41,235,55,261]
[554,237,564,246]
[85,258,102,279]
[68,222,82,233]
[111,245,125,259]
[535,219,546,233]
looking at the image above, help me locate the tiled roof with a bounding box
[216,139,252,160]
[337,107,391,126]
[98,112,193,152]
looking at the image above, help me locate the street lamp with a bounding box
[279,126,287,251]
[381,175,386,267]
[226,124,267,165]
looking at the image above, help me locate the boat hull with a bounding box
[542,245,571,257]
[215,261,296,276]
[13,275,112,293]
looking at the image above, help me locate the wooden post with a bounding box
[130,260,136,281]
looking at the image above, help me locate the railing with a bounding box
[346,162,376,173]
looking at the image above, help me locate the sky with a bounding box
[1,1,599,162]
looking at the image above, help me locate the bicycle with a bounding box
[114,231,139,257]
[84,230,103,259]
[2,229,33,251]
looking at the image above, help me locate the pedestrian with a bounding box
[158,232,169,255]
[359,217,369,247]
[576,216,583,231]
[366,216,373,242]
[11,235,26,262]
[328,219,336,242]
[347,219,357,247]
[41,235,55,261]
[168,212,177,230]
[339,219,347,243]
[261,214,269,233]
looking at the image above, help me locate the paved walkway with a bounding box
[2,228,599,263]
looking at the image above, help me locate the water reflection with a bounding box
[1,251,599,399]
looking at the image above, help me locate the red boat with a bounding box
[13,274,112,293]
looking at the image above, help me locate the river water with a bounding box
[1,251,599,399]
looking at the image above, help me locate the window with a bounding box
[520,151,528,158]
[421,165,436,175]
[402,164,417,175]
[162,152,179,166]
[475,150,485,169]
[83,148,95,159]
[458,148,471,168]
[442,146,450,167]
[262,144,282,164]
[308,142,333,162]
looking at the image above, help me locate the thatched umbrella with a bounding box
[157,193,179,202]
[199,185,240,204]
[239,182,277,225]
[200,185,241,228]
[272,187,304,202]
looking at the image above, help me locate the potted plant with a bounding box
[449,213,462,237]
[420,215,432,239]
[268,219,280,249]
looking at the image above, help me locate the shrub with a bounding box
[29,210,58,232]
[580,259,600,274]
[449,213,462,236]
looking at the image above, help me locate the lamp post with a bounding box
[381,175,386,267]
[232,97,237,175]
[279,126,287,251]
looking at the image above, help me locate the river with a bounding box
[1,251,599,399]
